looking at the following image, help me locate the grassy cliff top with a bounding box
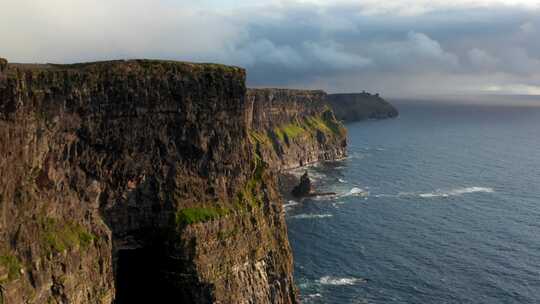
[247,88,327,95]
[2,58,245,76]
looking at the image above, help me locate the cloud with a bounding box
[468,48,500,70]
[290,0,540,16]
[365,32,459,71]
[1,0,539,97]
[303,41,372,69]
[0,0,244,63]
[520,21,536,34]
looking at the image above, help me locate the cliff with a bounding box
[0,59,299,303]
[326,92,398,122]
[247,88,347,170]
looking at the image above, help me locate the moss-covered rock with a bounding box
[247,88,347,170]
[0,254,21,283]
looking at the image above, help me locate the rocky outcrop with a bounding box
[247,88,347,170]
[291,172,312,198]
[0,59,297,303]
[326,92,398,122]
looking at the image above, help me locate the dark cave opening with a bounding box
[114,248,172,304]
[114,246,213,304]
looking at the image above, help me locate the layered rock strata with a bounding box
[0,59,299,304]
[247,88,347,170]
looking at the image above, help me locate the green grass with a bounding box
[304,116,331,133]
[268,110,346,144]
[40,217,96,254]
[0,254,21,283]
[249,130,273,148]
[319,109,347,136]
[273,123,305,141]
[175,206,230,226]
[236,155,266,210]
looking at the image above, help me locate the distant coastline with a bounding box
[326,92,399,122]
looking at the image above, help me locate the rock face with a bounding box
[326,92,398,122]
[247,88,347,170]
[291,172,312,198]
[0,59,301,303]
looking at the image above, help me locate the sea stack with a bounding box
[292,172,313,197]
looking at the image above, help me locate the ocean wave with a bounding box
[332,201,346,208]
[301,293,323,303]
[341,187,369,197]
[418,187,494,198]
[318,276,366,286]
[290,214,333,219]
[283,200,299,209]
[374,187,494,199]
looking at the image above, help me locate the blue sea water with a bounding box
[286,102,540,304]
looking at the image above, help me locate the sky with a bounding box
[1,0,539,97]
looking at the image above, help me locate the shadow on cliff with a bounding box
[99,177,214,304]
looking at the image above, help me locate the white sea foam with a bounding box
[419,187,494,198]
[374,187,494,199]
[332,201,346,207]
[342,187,369,197]
[283,200,299,210]
[301,293,323,303]
[318,276,366,286]
[347,152,367,160]
[291,214,333,219]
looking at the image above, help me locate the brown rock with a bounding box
[0,60,296,304]
[0,58,7,72]
[292,172,312,197]
[0,60,347,304]
[247,88,347,171]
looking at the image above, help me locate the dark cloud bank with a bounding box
[1,1,539,98]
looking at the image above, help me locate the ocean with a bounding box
[285,102,540,303]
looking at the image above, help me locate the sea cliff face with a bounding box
[0,59,346,303]
[247,88,347,170]
[327,93,398,122]
[0,59,300,303]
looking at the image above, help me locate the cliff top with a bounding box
[1,58,245,76]
[247,88,326,95]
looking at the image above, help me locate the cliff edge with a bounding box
[326,92,398,122]
[247,88,347,170]
[0,59,298,303]
[0,59,347,303]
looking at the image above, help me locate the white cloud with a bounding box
[1,0,540,97]
[520,21,536,34]
[303,41,372,69]
[287,0,540,16]
[366,32,459,71]
[0,0,244,62]
[224,39,306,68]
[468,48,500,69]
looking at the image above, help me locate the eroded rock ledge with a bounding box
[0,59,347,303]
